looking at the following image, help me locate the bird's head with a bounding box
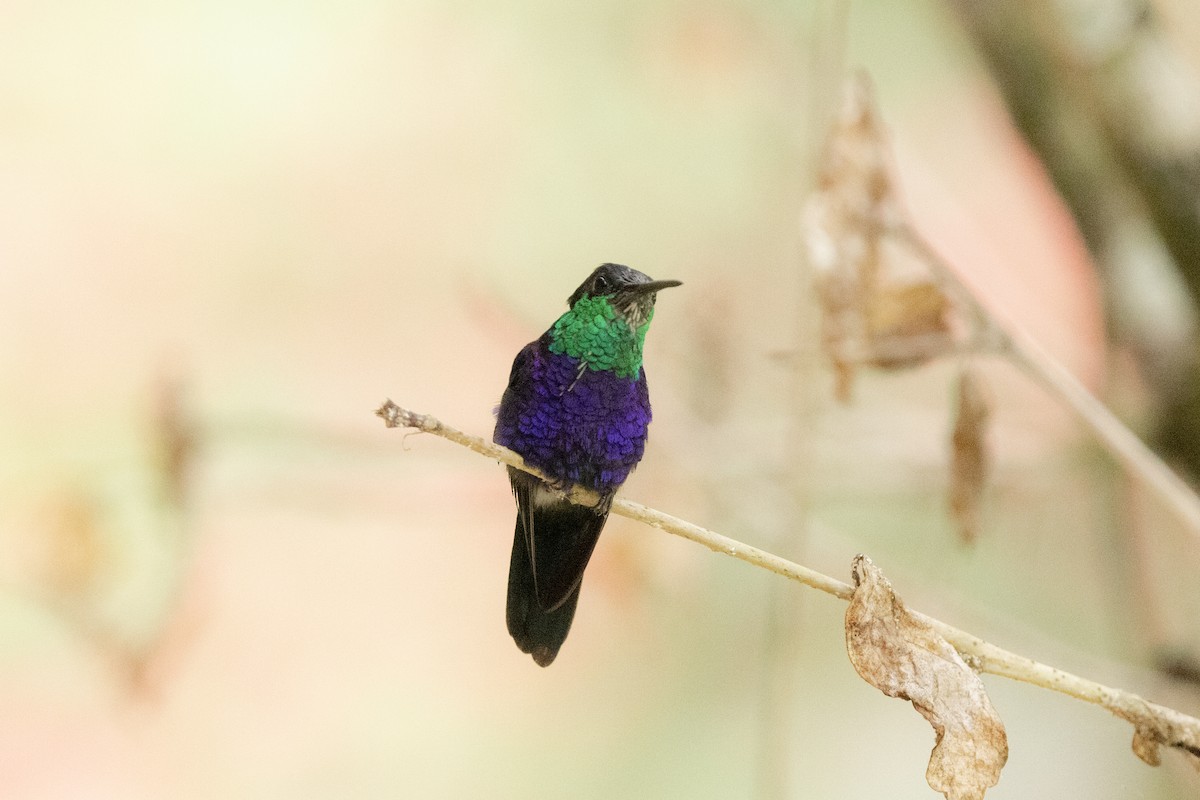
[567,263,682,331]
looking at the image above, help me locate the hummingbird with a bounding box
[493,263,681,666]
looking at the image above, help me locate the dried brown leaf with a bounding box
[846,555,1008,800]
[866,281,953,368]
[805,73,957,396]
[867,281,949,341]
[949,369,991,544]
[804,73,900,402]
[812,270,864,402]
[805,73,900,286]
[1131,725,1163,767]
[1111,698,1200,769]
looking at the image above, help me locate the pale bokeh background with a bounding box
[1,0,1198,797]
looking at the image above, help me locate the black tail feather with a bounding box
[506,523,582,667]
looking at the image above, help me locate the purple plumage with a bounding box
[493,263,680,667]
[493,336,652,494]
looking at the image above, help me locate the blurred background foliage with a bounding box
[2,0,1200,797]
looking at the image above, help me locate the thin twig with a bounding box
[374,399,1200,764]
[375,401,853,598]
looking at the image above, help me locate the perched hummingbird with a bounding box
[493,264,681,666]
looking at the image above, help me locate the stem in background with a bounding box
[374,400,1200,762]
[897,227,1200,543]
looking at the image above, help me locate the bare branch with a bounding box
[374,400,1200,767]
[374,400,853,599]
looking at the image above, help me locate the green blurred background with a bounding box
[2,0,1200,797]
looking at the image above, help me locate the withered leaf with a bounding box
[1131,725,1162,767]
[804,73,956,397]
[1111,700,1200,769]
[949,369,991,544]
[846,555,1008,800]
[804,72,900,402]
[866,281,953,369]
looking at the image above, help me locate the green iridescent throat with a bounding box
[547,295,653,379]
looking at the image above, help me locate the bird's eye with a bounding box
[593,274,610,292]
